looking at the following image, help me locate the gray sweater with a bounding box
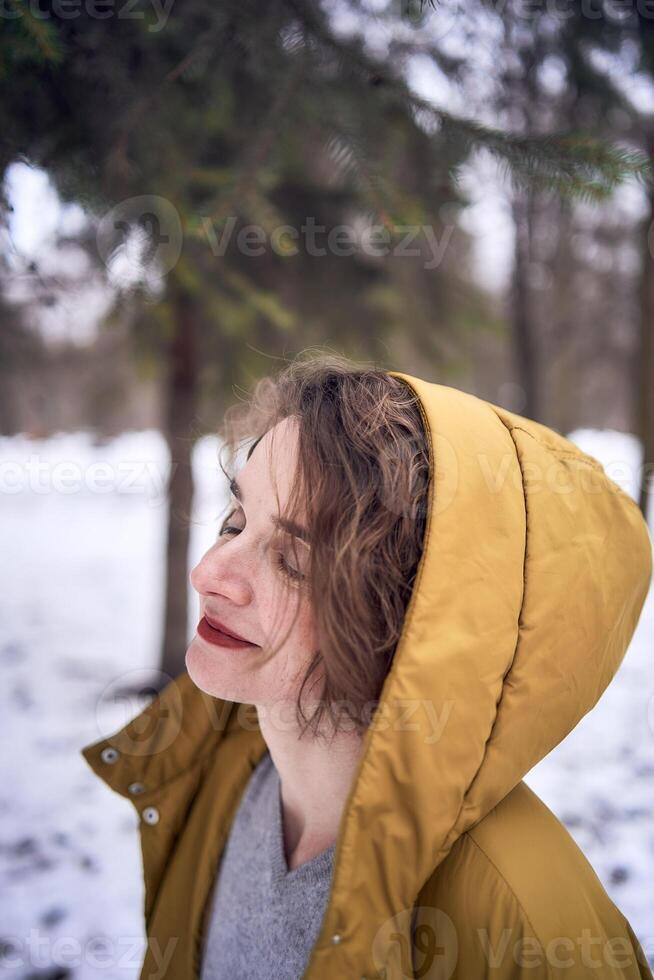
[199,750,337,980]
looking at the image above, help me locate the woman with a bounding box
[81,354,653,980]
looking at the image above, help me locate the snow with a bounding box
[0,427,652,977]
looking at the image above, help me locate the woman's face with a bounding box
[186,417,320,717]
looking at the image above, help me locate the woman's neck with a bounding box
[256,705,365,870]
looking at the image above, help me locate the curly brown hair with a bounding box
[216,351,431,742]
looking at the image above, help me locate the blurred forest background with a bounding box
[2,1,654,974]
[3,0,654,678]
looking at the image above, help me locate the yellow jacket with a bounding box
[81,371,654,979]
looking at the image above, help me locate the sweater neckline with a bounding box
[265,753,336,886]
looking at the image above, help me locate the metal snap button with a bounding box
[331,933,342,945]
[100,747,120,764]
[142,806,160,825]
[128,782,146,795]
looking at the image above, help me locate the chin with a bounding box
[185,644,223,694]
[185,644,252,704]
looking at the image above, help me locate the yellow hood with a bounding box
[81,370,653,976]
[315,369,652,951]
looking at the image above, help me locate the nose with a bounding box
[189,539,254,605]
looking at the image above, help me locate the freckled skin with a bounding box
[186,417,320,714]
[187,416,364,867]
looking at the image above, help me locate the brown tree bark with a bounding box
[160,278,199,685]
[510,188,540,421]
[637,140,654,523]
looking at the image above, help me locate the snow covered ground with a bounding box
[0,427,652,978]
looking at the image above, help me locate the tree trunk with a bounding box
[510,188,539,420]
[160,280,199,684]
[637,141,654,523]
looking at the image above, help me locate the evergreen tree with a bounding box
[1,0,649,678]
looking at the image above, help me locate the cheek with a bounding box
[265,590,316,669]
[287,604,320,690]
[260,571,313,636]
[291,609,317,660]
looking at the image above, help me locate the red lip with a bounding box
[197,614,258,649]
[204,613,251,642]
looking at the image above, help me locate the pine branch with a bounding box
[186,44,310,241]
[220,267,298,333]
[319,119,429,232]
[285,0,651,201]
[434,113,653,201]
[4,0,66,65]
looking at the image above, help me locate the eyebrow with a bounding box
[229,476,311,544]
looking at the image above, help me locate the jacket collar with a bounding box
[81,669,263,801]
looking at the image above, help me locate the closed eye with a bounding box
[217,510,306,583]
